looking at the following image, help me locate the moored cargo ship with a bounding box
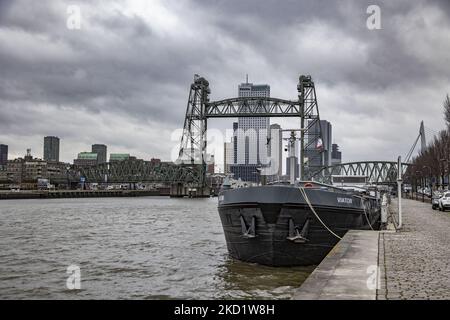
[218,182,380,266]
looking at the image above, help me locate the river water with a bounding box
[0,197,314,299]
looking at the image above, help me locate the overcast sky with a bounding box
[1,0,449,169]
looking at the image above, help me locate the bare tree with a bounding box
[444,94,450,128]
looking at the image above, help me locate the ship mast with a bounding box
[288,131,296,185]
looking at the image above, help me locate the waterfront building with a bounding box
[74,152,98,167]
[92,144,107,164]
[3,149,69,188]
[0,169,7,185]
[109,153,130,163]
[7,150,46,187]
[43,136,60,162]
[230,80,270,183]
[0,144,8,170]
[150,158,161,165]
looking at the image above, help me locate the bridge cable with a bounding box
[298,187,342,240]
[423,125,440,136]
[405,133,420,163]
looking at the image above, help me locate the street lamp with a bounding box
[423,165,432,195]
[66,165,71,190]
[415,170,423,201]
[440,159,448,190]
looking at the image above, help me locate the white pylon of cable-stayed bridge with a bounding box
[420,120,426,153]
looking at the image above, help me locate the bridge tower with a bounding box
[177,75,210,194]
[297,75,323,180]
[420,120,426,153]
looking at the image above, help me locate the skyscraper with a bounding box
[286,157,299,179]
[306,120,332,169]
[0,144,8,167]
[230,80,270,182]
[92,144,107,164]
[43,136,60,162]
[331,144,342,165]
[224,140,234,174]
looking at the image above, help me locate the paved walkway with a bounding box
[293,230,379,300]
[378,198,450,300]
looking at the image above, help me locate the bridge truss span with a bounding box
[78,160,204,185]
[205,97,308,118]
[311,161,412,185]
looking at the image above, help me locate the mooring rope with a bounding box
[298,187,342,240]
[363,201,375,231]
[353,195,375,231]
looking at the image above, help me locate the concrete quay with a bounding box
[292,230,379,300]
[293,198,450,300]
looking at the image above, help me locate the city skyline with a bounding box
[1,1,449,165]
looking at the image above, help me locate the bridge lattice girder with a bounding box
[76,160,203,184]
[311,161,411,185]
[205,97,314,118]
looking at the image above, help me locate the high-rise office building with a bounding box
[224,140,234,174]
[0,144,8,167]
[43,136,60,162]
[306,120,332,169]
[331,143,342,165]
[230,80,270,182]
[232,122,238,164]
[286,156,300,179]
[92,144,107,164]
[207,154,215,174]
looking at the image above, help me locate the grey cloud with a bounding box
[0,0,449,164]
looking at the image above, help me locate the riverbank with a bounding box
[0,189,169,200]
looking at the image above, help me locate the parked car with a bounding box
[432,192,442,210]
[438,192,450,211]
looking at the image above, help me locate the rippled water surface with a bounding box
[0,197,314,299]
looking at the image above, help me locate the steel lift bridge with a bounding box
[175,74,324,196]
[74,74,322,194]
[75,74,422,194]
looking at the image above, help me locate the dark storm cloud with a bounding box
[0,0,449,163]
[191,0,448,89]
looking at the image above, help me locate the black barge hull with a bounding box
[218,185,380,266]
